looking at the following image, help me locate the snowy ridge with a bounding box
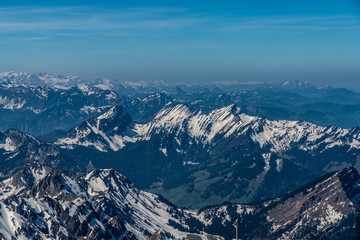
[250,119,360,152]
[143,104,360,152]
[56,103,360,155]
[136,104,254,144]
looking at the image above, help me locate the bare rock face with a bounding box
[265,167,360,239]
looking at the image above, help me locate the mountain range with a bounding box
[1,71,360,239]
[48,102,360,208]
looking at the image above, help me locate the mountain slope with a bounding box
[56,105,134,152]
[189,166,360,240]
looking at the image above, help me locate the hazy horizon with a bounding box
[1,0,359,87]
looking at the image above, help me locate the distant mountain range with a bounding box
[0,80,123,136]
[2,71,360,133]
[0,71,346,96]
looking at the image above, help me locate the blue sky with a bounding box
[0,0,359,86]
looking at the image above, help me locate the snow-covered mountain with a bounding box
[0,163,222,240]
[53,104,360,207]
[0,163,359,239]
[56,105,134,152]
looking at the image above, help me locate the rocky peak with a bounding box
[142,92,172,104]
[1,129,40,149]
[95,105,132,134]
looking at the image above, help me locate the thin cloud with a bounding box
[0,5,205,35]
[220,15,360,32]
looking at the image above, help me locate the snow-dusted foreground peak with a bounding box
[0,164,223,240]
[264,166,360,239]
[2,164,359,239]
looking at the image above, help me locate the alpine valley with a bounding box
[0,72,360,239]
